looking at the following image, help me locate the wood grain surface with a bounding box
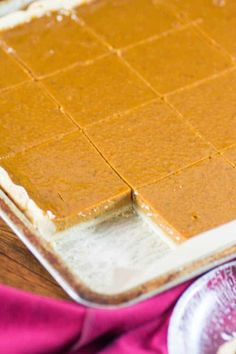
[0,217,69,300]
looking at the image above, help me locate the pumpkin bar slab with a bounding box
[0,11,108,78]
[0,131,131,235]
[86,100,215,188]
[0,81,76,159]
[135,156,236,242]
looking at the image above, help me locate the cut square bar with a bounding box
[44,54,156,128]
[135,156,236,242]
[86,100,215,188]
[168,69,236,150]
[0,131,131,235]
[0,12,108,77]
[123,25,232,94]
[0,81,76,159]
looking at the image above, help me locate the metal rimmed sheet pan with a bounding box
[0,189,235,308]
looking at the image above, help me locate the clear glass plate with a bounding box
[168,260,236,354]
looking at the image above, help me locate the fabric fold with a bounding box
[0,281,191,354]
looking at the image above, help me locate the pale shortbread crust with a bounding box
[0,167,56,236]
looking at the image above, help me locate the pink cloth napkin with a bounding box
[0,281,192,354]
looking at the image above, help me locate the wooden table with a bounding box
[0,217,69,300]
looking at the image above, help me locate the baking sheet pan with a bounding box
[0,188,235,308]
